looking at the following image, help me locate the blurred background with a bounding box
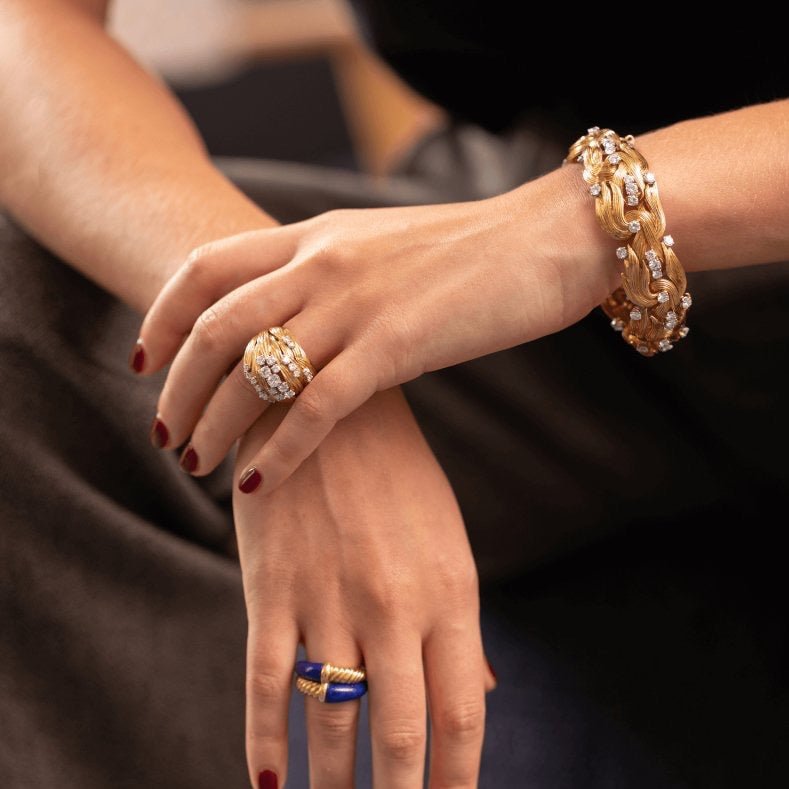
[109,0,443,175]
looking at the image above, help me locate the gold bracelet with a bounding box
[566,127,692,356]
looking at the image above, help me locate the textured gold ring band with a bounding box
[566,128,692,356]
[295,676,368,704]
[243,326,316,402]
[296,677,327,702]
[320,662,367,684]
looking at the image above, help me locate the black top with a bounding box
[352,1,789,134]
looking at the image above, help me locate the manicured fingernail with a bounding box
[486,658,498,683]
[129,339,145,373]
[239,467,262,493]
[179,444,198,473]
[149,417,169,449]
[258,770,278,789]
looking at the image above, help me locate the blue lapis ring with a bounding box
[295,660,368,704]
[296,676,368,703]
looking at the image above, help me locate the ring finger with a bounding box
[153,269,306,448]
[301,622,365,789]
[179,309,343,476]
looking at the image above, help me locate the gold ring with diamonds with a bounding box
[243,327,316,402]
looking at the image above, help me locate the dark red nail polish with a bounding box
[486,658,497,683]
[129,339,145,373]
[180,444,198,473]
[258,770,278,789]
[150,417,169,449]
[239,467,262,493]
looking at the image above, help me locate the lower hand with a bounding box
[136,167,616,492]
[235,388,489,788]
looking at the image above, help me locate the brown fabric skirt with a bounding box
[2,124,788,788]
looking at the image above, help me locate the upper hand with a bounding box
[136,169,617,492]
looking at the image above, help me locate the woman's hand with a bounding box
[137,166,616,493]
[236,387,490,788]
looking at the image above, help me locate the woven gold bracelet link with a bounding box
[566,128,692,356]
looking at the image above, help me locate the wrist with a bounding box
[237,387,427,476]
[508,165,619,331]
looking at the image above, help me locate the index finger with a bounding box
[135,224,297,374]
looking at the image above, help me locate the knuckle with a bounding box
[247,668,286,705]
[312,208,350,230]
[443,560,479,599]
[295,386,329,426]
[309,243,346,273]
[193,305,226,352]
[246,726,282,753]
[435,700,485,743]
[362,573,412,620]
[432,553,479,602]
[263,432,296,468]
[233,362,260,397]
[369,588,398,618]
[182,243,215,282]
[377,723,426,763]
[309,705,357,747]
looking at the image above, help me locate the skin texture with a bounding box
[0,0,273,309]
[139,100,789,494]
[0,1,494,785]
[237,388,485,788]
[3,3,787,787]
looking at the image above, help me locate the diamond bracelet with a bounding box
[566,127,692,356]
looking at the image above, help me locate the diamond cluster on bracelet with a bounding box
[566,127,693,356]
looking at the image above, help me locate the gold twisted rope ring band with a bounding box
[243,327,316,402]
[296,677,327,702]
[295,677,368,704]
[320,662,367,684]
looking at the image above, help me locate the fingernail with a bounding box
[486,658,498,683]
[129,339,145,373]
[149,417,169,449]
[258,770,278,789]
[239,467,262,494]
[179,444,198,473]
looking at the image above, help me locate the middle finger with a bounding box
[365,633,427,788]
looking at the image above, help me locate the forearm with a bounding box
[0,0,273,313]
[640,100,789,270]
[534,100,789,307]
